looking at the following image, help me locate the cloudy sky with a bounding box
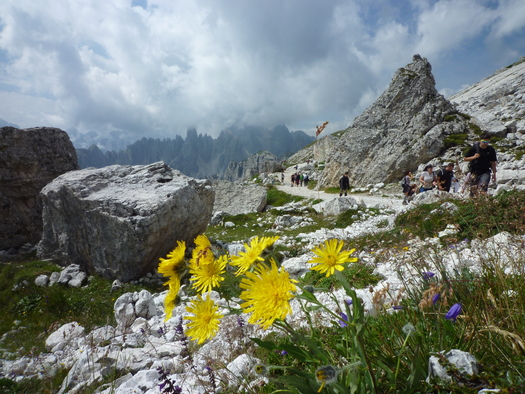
[0,0,524,149]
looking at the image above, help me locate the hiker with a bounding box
[464,133,497,196]
[401,171,413,205]
[304,173,309,187]
[300,173,304,187]
[290,173,295,187]
[339,172,350,197]
[436,163,455,192]
[419,164,436,192]
[281,172,285,184]
[295,173,300,187]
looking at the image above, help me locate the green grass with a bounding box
[0,261,162,358]
[266,186,304,206]
[301,262,382,290]
[444,133,468,148]
[396,190,525,242]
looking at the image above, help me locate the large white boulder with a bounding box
[38,162,214,281]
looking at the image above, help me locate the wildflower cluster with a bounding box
[158,236,358,345]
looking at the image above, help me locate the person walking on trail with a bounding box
[281,172,285,184]
[339,172,350,197]
[464,133,497,196]
[436,163,455,192]
[401,171,413,205]
[290,173,295,187]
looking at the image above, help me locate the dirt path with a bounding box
[274,166,404,209]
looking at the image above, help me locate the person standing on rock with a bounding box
[464,133,497,196]
[339,172,350,197]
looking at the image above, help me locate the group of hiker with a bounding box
[401,133,497,204]
[290,172,310,187]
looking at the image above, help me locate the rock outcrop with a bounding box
[212,180,267,216]
[450,57,525,136]
[318,55,466,187]
[0,127,79,251]
[38,162,214,281]
[224,151,282,182]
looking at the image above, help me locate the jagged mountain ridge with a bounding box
[76,124,314,178]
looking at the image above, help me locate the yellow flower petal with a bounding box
[240,259,296,329]
[184,294,223,344]
[158,241,186,279]
[308,239,358,277]
[189,255,227,293]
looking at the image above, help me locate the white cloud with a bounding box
[414,0,495,58]
[0,0,523,147]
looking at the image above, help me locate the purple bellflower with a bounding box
[339,312,349,327]
[423,272,435,280]
[445,303,462,322]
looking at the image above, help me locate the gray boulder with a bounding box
[38,161,214,281]
[0,127,78,252]
[313,196,364,215]
[213,180,266,216]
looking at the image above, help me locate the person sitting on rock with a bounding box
[339,172,350,197]
[419,164,436,192]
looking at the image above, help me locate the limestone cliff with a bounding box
[449,57,525,136]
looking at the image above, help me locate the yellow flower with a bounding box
[189,254,227,293]
[191,234,214,267]
[163,280,180,322]
[230,236,280,276]
[240,259,297,329]
[308,239,358,277]
[158,241,186,279]
[184,294,223,344]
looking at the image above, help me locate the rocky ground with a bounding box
[2,164,523,394]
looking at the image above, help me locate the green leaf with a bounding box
[273,374,318,394]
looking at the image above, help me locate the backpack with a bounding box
[401,176,408,188]
[468,142,482,172]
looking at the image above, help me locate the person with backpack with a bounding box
[419,164,436,192]
[436,163,455,192]
[464,133,497,196]
[339,172,350,197]
[401,171,413,205]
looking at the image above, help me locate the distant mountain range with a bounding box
[0,119,19,128]
[76,124,314,179]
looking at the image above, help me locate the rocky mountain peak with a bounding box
[352,54,445,130]
[317,55,463,187]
